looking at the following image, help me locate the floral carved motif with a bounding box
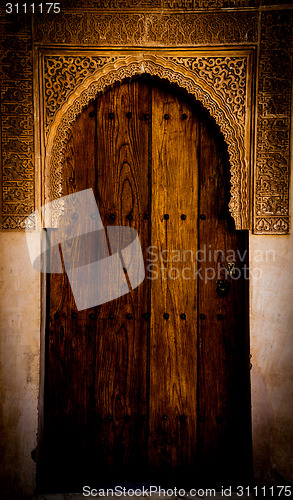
[254,11,293,234]
[169,57,247,127]
[61,0,259,7]
[43,54,250,230]
[44,56,117,138]
[1,6,291,234]
[0,14,35,230]
[34,11,258,46]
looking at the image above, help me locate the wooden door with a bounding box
[39,77,251,492]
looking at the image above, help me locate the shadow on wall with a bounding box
[250,225,293,487]
[0,233,40,500]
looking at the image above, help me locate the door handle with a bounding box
[216,279,230,297]
[216,261,236,297]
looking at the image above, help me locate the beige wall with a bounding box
[1,202,293,498]
[0,233,40,500]
[250,203,293,485]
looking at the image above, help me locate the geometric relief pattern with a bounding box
[43,54,250,231]
[169,57,247,128]
[34,11,258,46]
[0,14,35,230]
[1,5,292,234]
[61,0,260,7]
[254,10,293,234]
[44,56,117,138]
[44,55,247,137]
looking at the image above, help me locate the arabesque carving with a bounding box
[254,11,292,234]
[1,6,291,234]
[34,11,258,46]
[61,0,259,7]
[0,14,35,230]
[44,56,117,138]
[169,57,247,127]
[44,54,250,230]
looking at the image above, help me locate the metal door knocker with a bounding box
[216,279,231,297]
[216,261,236,297]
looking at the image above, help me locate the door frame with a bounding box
[34,47,255,486]
[36,49,254,231]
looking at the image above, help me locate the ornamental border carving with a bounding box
[0,14,35,230]
[253,10,292,235]
[1,8,292,234]
[43,52,253,231]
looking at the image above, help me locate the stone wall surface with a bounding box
[0,233,40,499]
[250,182,293,485]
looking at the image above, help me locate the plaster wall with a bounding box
[250,187,293,485]
[0,199,293,498]
[0,233,40,500]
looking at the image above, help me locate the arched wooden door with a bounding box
[39,77,252,492]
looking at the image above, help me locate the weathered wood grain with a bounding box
[93,81,150,476]
[42,79,251,492]
[42,101,99,490]
[149,84,198,474]
[197,114,251,486]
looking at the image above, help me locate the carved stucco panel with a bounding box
[0,14,35,230]
[33,11,258,46]
[44,56,117,139]
[43,54,250,231]
[254,10,293,234]
[168,57,247,128]
[60,0,260,7]
[2,8,291,234]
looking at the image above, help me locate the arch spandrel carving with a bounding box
[44,54,251,230]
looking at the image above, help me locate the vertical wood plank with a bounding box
[93,80,150,478]
[149,83,198,475]
[43,101,98,490]
[197,114,251,486]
